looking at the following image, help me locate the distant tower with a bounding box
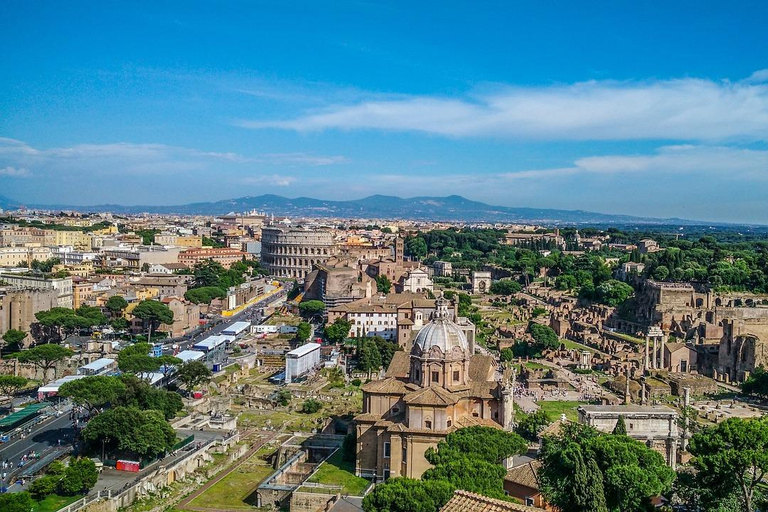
[395,237,404,263]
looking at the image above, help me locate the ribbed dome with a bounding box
[412,298,468,355]
[413,317,469,354]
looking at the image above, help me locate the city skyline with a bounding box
[2,2,768,223]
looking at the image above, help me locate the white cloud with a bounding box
[242,174,296,186]
[0,166,31,177]
[239,72,768,141]
[0,138,346,179]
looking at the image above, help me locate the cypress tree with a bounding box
[613,415,628,435]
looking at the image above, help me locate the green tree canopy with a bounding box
[612,415,627,435]
[131,300,174,341]
[363,478,454,512]
[539,423,674,512]
[33,307,100,342]
[528,323,559,351]
[296,321,312,342]
[325,318,352,344]
[741,366,768,399]
[116,373,183,419]
[59,375,126,415]
[82,406,175,459]
[57,457,99,496]
[299,300,325,316]
[375,274,392,294]
[116,342,161,374]
[301,397,322,413]
[0,492,34,512]
[105,295,129,315]
[689,417,768,512]
[1,328,26,351]
[0,375,27,401]
[516,409,551,442]
[489,279,522,296]
[176,360,212,391]
[17,344,74,381]
[184,286,226,304]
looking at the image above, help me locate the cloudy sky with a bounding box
[1,1,768,223]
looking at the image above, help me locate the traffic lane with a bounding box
[164,291,284,352]
[0,413,75,467]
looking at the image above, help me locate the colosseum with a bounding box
[260,226,337,280]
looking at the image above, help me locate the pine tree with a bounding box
[613,415,628,435]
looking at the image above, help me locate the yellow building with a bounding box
[54,230,92,250]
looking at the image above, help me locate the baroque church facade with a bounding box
[354,299,514,480]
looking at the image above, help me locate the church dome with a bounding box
[412,299,468,355]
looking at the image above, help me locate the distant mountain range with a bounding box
[0,193,746,226]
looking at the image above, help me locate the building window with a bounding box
[383,442,391,458]
[453,371,460,382]
[425,420,432,429]
[446,419,452,427]
[431,371,439,383]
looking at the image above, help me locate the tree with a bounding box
[653,265,670,281]
[539,423,674,512]
[299,300,325,317]
[275,388,291,406]
[689,417,768,512]
[30,475,58,500]
[301,398,323,413]
[405,237,428,259]
[117,343,161,374]
[375,275,392,294]
[500,348,514,362]
[594,279,634,307]
[357,339,383,374]
[2,328,26,352]
[184,286,226,304]
[0,375,27,402]
[0,492,34,512]
[516,409,551,442]
[425,426,528,468]
[363,477,454,512]
[75,305,107,326]
[489,279,522,295]
[296,321,311,342]
[528,323,559,351]
[111,317,129,330]
[82,406,175,459]
[741,366,768,399]
[613,415,627,435]
[131,300,174,343]
[59,376,126,416]
[31,257,61,273]
[17,344,74,381]
[105,295,128,316]
[325,318,352,344]
[58,457,99,495]
[176,360,212,391]
[33,307,97,343]
[116,374,183,419]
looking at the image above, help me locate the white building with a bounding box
[399,268,433,293]
[285,342,322,383]
[77,357,117,376]
[221,321,251,337]
[176,350,206,363]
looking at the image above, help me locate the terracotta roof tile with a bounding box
[440,490,542,512]
[504,461,541,490]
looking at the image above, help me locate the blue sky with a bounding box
[1,1,767,223]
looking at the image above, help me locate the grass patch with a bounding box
[307,449,369,496]
[33,494,81,512]
[187,451,274,510]
[559,339,598,353]
[538,400,586,422]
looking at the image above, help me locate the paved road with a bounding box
[163,286,287,355]
[0,409,75,489]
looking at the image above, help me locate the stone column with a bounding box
[661,336,667,370]
[644,336,650,372]
[640,378,647,405]
[652,337,658,369]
